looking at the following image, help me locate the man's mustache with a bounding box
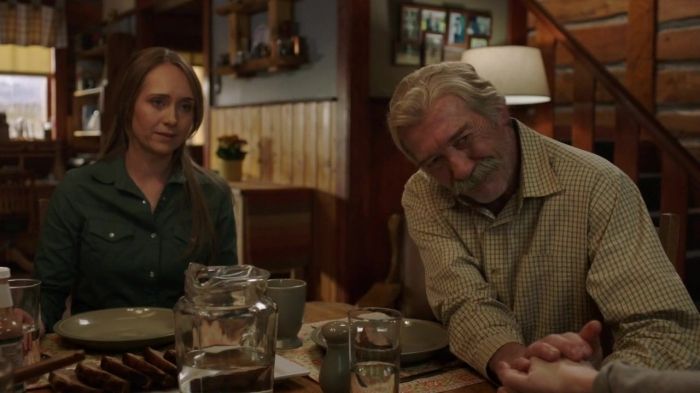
[452,157,501,195]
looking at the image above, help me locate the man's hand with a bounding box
[525,320,602,363]
[489,321,602,383]
[495,357,598,393]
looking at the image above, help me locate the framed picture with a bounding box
[469,36,489,49]
[394,41,421,66]
[400,5,421,42]
[468,14,492,37]
[420,7,447,34]
[423,32,444,65]
[447,11,468,46]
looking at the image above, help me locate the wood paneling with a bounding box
[657,68,700,104]
[529,0,627,25]
[555,68,621,104]
[657,26,700,61]
[659,0,700,23]
[210,102,340,193]
[210,101,341,301]
[658,110,700,136]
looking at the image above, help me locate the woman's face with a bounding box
[129,63,195,160]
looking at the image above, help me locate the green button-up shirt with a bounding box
[36,157,237,331]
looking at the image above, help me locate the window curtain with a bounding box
[0,0,67,48]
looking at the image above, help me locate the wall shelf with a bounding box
[216,0,306,78]
[216,54,306,76]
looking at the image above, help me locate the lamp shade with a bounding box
[461,45,551,105]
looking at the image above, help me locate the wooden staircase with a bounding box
[510,0,700,301]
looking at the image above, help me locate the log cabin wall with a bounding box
[528,0,700,159]
[209,102,344,302]
[527,0,700,300]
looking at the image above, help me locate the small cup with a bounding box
[348,307,402,393]
[266,278,306,349]
[9,279,41,367]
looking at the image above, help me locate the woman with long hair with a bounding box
[36,47,237,331]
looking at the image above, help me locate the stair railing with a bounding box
[515,0,700,279]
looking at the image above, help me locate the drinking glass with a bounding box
[0,355,11,393]
[8,279,41,367]
[348,307,401,393]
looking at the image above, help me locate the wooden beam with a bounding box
[626,0,656,110]
[532,23,556,138]
[572,60,595,152]
[508,0,528,45]
[337,0,371,303]
[614,105,640,182]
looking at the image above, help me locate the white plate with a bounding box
[311,318,449,364]
[54,307,174,351]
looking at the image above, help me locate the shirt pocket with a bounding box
[82,219,135,264]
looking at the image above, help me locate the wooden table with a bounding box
[35,302,495,393]
[274,301,496,393]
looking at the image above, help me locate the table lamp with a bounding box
[461,45,551,105]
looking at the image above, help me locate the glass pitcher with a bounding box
[174,263,277,393]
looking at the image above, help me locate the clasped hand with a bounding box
[495,320,602,393]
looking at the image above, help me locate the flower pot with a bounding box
[221,160,243,182]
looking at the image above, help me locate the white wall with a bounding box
[211,0,338,106]
[370,0,509,97]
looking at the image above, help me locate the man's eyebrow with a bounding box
[417,121,472,167]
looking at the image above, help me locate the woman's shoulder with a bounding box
[193,166,230,195]
[59,161,109,188]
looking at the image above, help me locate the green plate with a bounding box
[54,307,174,351]
[311,318,449,364]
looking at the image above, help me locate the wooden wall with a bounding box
[529,0,700,157]
[210,101,346,301]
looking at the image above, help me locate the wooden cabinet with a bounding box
[229,181,312,277]
[216,0,306,77]
[69,33,134,153]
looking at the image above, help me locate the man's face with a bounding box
[401,95,519,205]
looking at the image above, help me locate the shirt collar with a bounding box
[514,119,562,199]
[92,155,187,191]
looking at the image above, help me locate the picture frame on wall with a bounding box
[469,36,489,49]
[447,11,467,47]
[423,32,444,65]
[394,41,421,66]
[421,7,447,34]
[400,4,421,42]
[468,14,492,37]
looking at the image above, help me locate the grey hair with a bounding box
[387,62,506,161]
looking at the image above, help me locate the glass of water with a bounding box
[348,307,402,393]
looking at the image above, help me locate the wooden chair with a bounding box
[657,212,681,275]
[0,169,37,275]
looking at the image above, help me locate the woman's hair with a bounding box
[386,61,506,161]
[99,47,218,262]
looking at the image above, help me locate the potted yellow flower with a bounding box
[216,134,247,181]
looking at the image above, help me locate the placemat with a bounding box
[279,319,486,393]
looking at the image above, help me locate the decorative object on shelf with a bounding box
[215,0,308,77]
[216,134,247,181]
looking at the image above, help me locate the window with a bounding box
[0,45,53,140]
[0,74,49,139]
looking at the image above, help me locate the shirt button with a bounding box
[142,200,147,205]
[150,233,157,239]
[108,232,115,238]
[149,271,155,278]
